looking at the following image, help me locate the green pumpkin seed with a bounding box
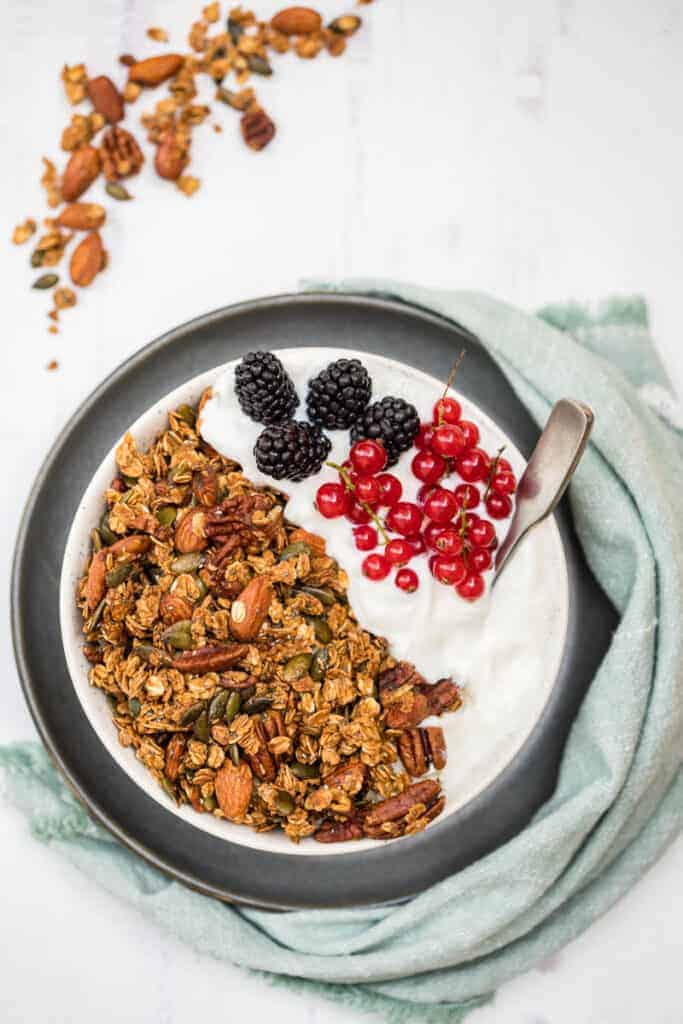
[298,585,336,607]
[105,562,134,588]
[121,474,138,487]
[283,652,313,682]
[175,403,196,426]
[225,691,242,722]
[194,575,208,598]
[202,793,217,812]
[127,697,141,718]
[309,647,329,682]
[307,616,332,645]
[279,542,312,562]
[161,777,178,803]
[170,552,203,574]
[30,250,43,268]
[273,790,295,815]
[290,761,319,780]
[328,14,361,35]
[228,742,240,766]
[208,688,229,722]
[216,85,241,108]
[179,702,206,726]
[247,54,272,76]
[99,513,117,546]
[90,528,102,553]
[241,696,273,715]
[32,273,58,290]
[161,619,193,650]
[193,709,210,742]
[227,17,243,43]
[85,598,106,632]
[156,505,177,527]
[132,643,168,665]
[106,181,132,201]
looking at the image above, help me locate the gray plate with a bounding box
[11,293,617,910]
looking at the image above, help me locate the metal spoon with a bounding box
[493,399,594,582]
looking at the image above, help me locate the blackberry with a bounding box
[254,421,332,482]
[351,396,420,466]
[234,351,298,425]
[306,358,372,430]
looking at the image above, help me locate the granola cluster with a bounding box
[78,393,461,843]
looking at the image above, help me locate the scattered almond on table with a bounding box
[12,2,375,339]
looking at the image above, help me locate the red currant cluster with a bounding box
[314,396,517,601]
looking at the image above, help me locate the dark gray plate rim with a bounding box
[11,291,617,910]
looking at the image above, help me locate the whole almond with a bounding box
[70,231,105,287]
[128,54,184,86]
[174,508,208,553]
[87,75,124,123]
[160,592,195,625]
[215,759,253,821]
[271,6,322,34]
[57,203,106,231]
[229,576,273,641]
[155,132,189,181]
[61,145,101,202]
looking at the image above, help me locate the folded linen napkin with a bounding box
[3,286,682,1024]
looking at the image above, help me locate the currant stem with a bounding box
[438,349,467,424]
[326,461,391,543]
[483,445,506,501]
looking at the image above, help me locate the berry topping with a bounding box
[254,420,331,482]
[315,482,349,518]
[453,483,480,509]
[457,572,486,601]
[423,522,445,550]
[411,449,447,484]
[386,501,423,536]
[385,538,414,565]
[469,518,496,548]
[491,469,516,495]
[351,396,420,467]
[458,420,480,448]
[416,483,437,506]
[431,423,466,459]
[349,438,387,475]
[376,473,402,507]
[395,568,419,593]
[434,529,464,556]
[432,555,467,586]
[362,552,392,581]
[433,396,461,424]
[470,547,492,572]
[355,475,381,506]
[406,533,427,555]
[455,447,490,483]
[485,492,513,519]
[306,358,372,430]
[423,487,458,524]
[346,498,372,524]
[234,351,298,425]
[416,422,436,450]
[353,525,378,551]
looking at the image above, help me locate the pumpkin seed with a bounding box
[170,552,203,574]
[202,793,217,812]
[105,562,134,588]
[274,790,295,815]
[156,505,177,527]
[307,616,332,645]
[228,742,240,766]
[279,541,312,562]
[290,761,319,780]
[241,696,273,715]
[32,273,58,290]
[309,647,329,682]
[175,403,196,426]
[179,702,206,726]
[161,619,193,650]
[121,474,138,487]
[99,513,117,546]
[90,528,102,552]
[247,54,272,76]
[161,777,178,803]
[194,575,208,598]
[127,697,141,718]
[225,691,241,722]
[216,86,242,109]
[283,652,312,681]
[193,709,210,742]
[85,598,105,632]
[30,250,43,268]
[132,642,169,665]
[329,14,361,35]
[298,585,336,607]
[227,17,242,43]
[106,181,132,201]
[208,688,229,722]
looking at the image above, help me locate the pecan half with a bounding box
[363,779,441,829]
[427,679,461,716]
[171,644,248,674]
[159,592,194,625]
[241,109,275,151]
[322,758,367,795]
[61,145,101,202]
[128,54,184,86]
[100,126,144,181]
[155,131,189,180]
[214,759,253,820]
[397,726,447,777]
[245,719,277,781]
[164,734,186,781]
[384,689,430,730]
[174,508,208,553]
[313,817,364,843]
[87,76,124,123]
[229,576,273,641]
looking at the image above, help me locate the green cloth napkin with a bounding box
[3,286,683,1024]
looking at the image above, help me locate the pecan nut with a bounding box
[61,145,101,202]
[322,758,367,795]
[57,203,106,231]
[87,76,124,123]
[159,592,194,625]
[174,508,208,553]
[313,817,364,843]
[241,109,276,151]
[84,534,151,611]
[100,126,144,181]
[171,644,248,674]
[229,576,273,641]
[245,719,277,782]
[164,734,186,781]
[128,54,185,86]
[427,679,461,716]
[155,131,190,180]
[363,779,441,829]
[214,759,253,820]
[271,7,322,34]
[70,231,105,287]
[397,726,447,777]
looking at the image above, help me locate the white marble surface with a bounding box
[1,1,682,1021]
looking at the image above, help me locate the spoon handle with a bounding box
[493,399,594,581]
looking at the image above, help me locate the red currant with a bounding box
[350,439,387,475]
[385,538,414,565]
[406,533,427,555]
[470,547,492,572]
[386,502,423,536]
[431,423,466,458]
[423,522,445,550]
[417,483,437,506]
[346,498,371,525]
[434,529,464,556]
[353,525,378,551]
[485,493,513,519]
[432,554,467,586]
[355,475,381,506]
[362,552,391,581]
[455,447,489,483]
[411,449,447,484]
[339,459,358,487]
[457,572,486,601]
[315,482,349,519]
[424,487,458,524]
[497,457,512,474]
[433,396,462,424]
[469,518,496,548]
[458,420,480,448]
[491,470,516,496]
[453,483,480,510]
[376,473,402,508]
[395,568,419,593]
[416,422,436,450]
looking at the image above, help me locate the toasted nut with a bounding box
[214,759,253,820]
[171,644,248,674]
[192,467,219,506]
[271,7,322,34]
[288,528,325,554]
[87,76,124,123]
[314,818,363,843]
[159,592,194,625]
[128,54,184,86]
[329,15,361,36]
[57,203,106,231]
[100,126,144,181]
[174,508,208,553]
[229,576,273,641]
[61,145,101,202]
[424,726,447,769]
[323,759,367,795]
[70,231,105,287]
[165,734,186,781]
[363,779,442,828]
[12,218,36,245]
[155,132,189,180]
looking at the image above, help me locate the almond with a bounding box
[128,54,184,86]
[57,203,106,231]
[271,6,322,34]
[164,734,186,782]
[61,145,101,202]
[160,592,195,625]
[70,231,105,287]
[87,75,124,123]
[174,508,208,553]
[214,759,253,820]
[229,576,273,641]
[154,132,189,181]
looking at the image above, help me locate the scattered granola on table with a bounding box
[77,392,461,843]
